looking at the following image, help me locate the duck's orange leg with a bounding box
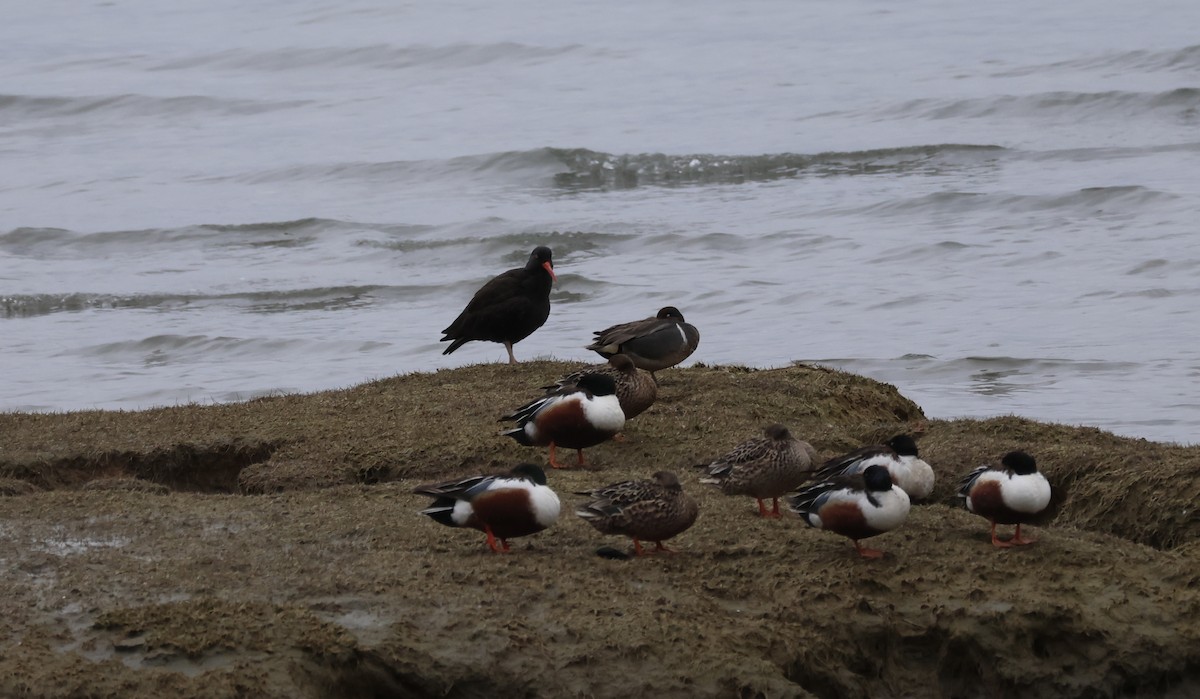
[1009,524,1038,546]
[632,538,646,556]
[483,525,503,553]
[756,498,782,518]
[990,521,1015,548]
[853,539,885,559]
[576,448,587,468]
[548,443,567,469]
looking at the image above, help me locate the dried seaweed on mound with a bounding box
[1,487,1199,699]
[924,416,1200,550]
[0,364,1198,699]
[0,361,924,489]
[0,477,42,496]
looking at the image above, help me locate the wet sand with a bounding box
[2,362,1198,698]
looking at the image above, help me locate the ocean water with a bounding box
[2,0,1199,444]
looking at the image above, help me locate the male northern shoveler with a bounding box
[811,434,935,500]
[501,372,625,469]
[585,306,700,376]
[698,423,818,518]
[541,354,657,420]
[575,471,699,556]
[958,450,1052,548]
[789,464,911,559]
[440,246,556,364]
[413,463,561,553]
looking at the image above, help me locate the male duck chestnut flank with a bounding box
[958,450,1052,548]
[790,464,911,559]
[501,373,625,469]
[413,463,560,553]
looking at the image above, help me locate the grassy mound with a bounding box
[2,362,1199,698]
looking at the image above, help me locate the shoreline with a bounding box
[6,355,1191,448]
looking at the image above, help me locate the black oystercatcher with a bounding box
[441,246,556,364]
[586,306,699,376]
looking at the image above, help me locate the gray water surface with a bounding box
[3,0,1199,443]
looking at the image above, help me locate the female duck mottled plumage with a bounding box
[958,450,1052,548]
[501,372,625,469]
[811,434,935,500]
[585,306,700,376]
[698,423,818,518]
[541,354,657,420]
[789,464,911,559]
[413,463,560,553]
[575,471,699,556]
